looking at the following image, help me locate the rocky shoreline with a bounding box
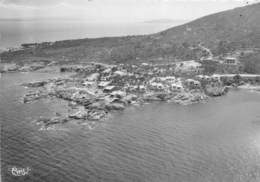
[0,60,53,73]
[19,62,238,129]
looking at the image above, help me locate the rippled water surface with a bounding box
[1,73,260,182]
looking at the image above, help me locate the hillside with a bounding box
[154,2,260,53]
[1,3,260,64]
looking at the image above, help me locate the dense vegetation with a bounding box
[240,52,260,74]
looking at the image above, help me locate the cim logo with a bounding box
[9,166,31,176]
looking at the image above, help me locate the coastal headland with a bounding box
[16,62,260,129]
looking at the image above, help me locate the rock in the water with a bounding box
[23,91,46,103]
[86,101,106,110]
[0,63,20,73]
[69,109,88,119]
[87,109,108,121]
[105,102,125,111]
[143,93,162,102]
[110,90,127,99]
[123,94,137,104]
[156,93,172,101]
[204,85,228,97]
[171,92,207,105]
[35,117,68,127]
[22,81,47,88]
[143,92,172,102]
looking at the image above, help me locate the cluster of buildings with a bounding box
[69,62,203,96]
[201,56,239,65]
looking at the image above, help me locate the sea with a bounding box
[0,19,185,50]
[1,72,260,182]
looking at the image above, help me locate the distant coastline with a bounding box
[143,19,188,24]
[0,19,186,50]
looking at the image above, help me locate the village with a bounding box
[18,55,260,129]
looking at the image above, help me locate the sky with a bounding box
[0,0,259,22]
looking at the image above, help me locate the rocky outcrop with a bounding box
[0,62,49,73]
[22,81,47,88]
[204,85,228,97]
[35,117,69,127]
[105,102,125,111]
[23,91,47,103]
[123,94,137,104]
[143,93,163,102]
[69,109,89,120]
[19,63,45,72]
[87,109,108,121]
[0,63,20,73]
[68,104,109,121]
[171,92,208,105]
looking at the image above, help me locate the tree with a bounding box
[241,53,260,74]
[110,45,137,62]
[217,41,231,55]
[233,74,242,85]
[202,60,218,75]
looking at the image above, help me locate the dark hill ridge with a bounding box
[154,2,260,49]
[1,3,260,64]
